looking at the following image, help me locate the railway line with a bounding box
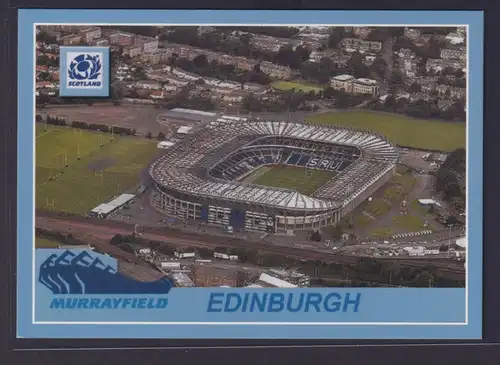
[36,211,465,277]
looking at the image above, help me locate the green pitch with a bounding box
[308,111,465,151]
[271,80,323,93]
[251,165,336,195]
[36,124,159,215]
[35,237,60,248]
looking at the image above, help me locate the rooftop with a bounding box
[355,78,378,86]
[332,74,355,82]
[172,273,195,287]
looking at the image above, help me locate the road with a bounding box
[379,35,394,95]
[36,212,465,276]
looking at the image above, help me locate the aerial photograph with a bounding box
[34,25,467,289]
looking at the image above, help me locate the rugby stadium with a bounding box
[149,116,399,233]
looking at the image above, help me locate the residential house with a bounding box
[331,55,350,68]
[109,32,135,46]
[260,62,291,79]
[404,27,421,41]
[445,32,465,45]
[410,92,434,102]
[401,59,418,78]
[398,48,416,59]
[197,26,215,35]
[363,55,376,66]
[134,36,158,54]
[330,74,355,92]
[80,27,101,43]
[309,50,335,63]
[340,38,382,53]
[426,58,466,73]
[150,90,165,99]
[436,84,466,100]
[141,49,172,65]
[36,81,56,89]
[440,47,466,61]
[135,80,162,90]
[438,100,454,110]
[59,34,83,45]
[352,78,379,96]
[91,39,109,47]
[352,27,372,39]
[124,46,143,58]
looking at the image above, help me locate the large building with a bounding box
[330,75,379,96]
[340,38,382,53]
[352,78,379,96]
[330,74,355,92]
[149,117,398,233]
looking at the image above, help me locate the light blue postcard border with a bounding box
[59,46,110,97]
[18,10,483,339]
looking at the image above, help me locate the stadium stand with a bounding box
[149,117,399,233]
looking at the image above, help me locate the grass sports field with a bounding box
[248,165,336,195]
[36,124,159,215]
[35,237,60,248]
[271,80,323,93]
[308,111,465,151]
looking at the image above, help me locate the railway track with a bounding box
[36,212,465,276]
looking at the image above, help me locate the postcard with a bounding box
[18,9,483,339]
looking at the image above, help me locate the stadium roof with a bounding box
[149,118,398,212]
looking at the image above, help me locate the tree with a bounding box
[408,82,421,93]
[36,30,57,44]
[328,28,346,48]
[110,234,124,246]
[369,58,388,80]
[310,230,322,242]
[146,132,152,139]
[132,66,147,81]
[193,54,209,69]
[157,132,166,141]
[366,28,389,42]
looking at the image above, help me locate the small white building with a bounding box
[418,199,442,207]
[174,251,195,259]
[258,273,297,288]
[172,272,195,287]
[403,246,425,256]
[160,261,181,270]
[456,237,466,248]
[157,141,175,149]
[89,193,136,218]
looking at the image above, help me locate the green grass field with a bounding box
[251,165,336,195]
[364,199,391,217]
[35,237,60,248]
[308,111,465,151]
[271,80,324,93]
[36,124,158,215]
[368,227,392,239]
[392,214,425,232]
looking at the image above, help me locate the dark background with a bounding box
[1,1,498,364]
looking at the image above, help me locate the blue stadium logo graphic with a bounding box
[38,250,173,294]
[68,54,102,81]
